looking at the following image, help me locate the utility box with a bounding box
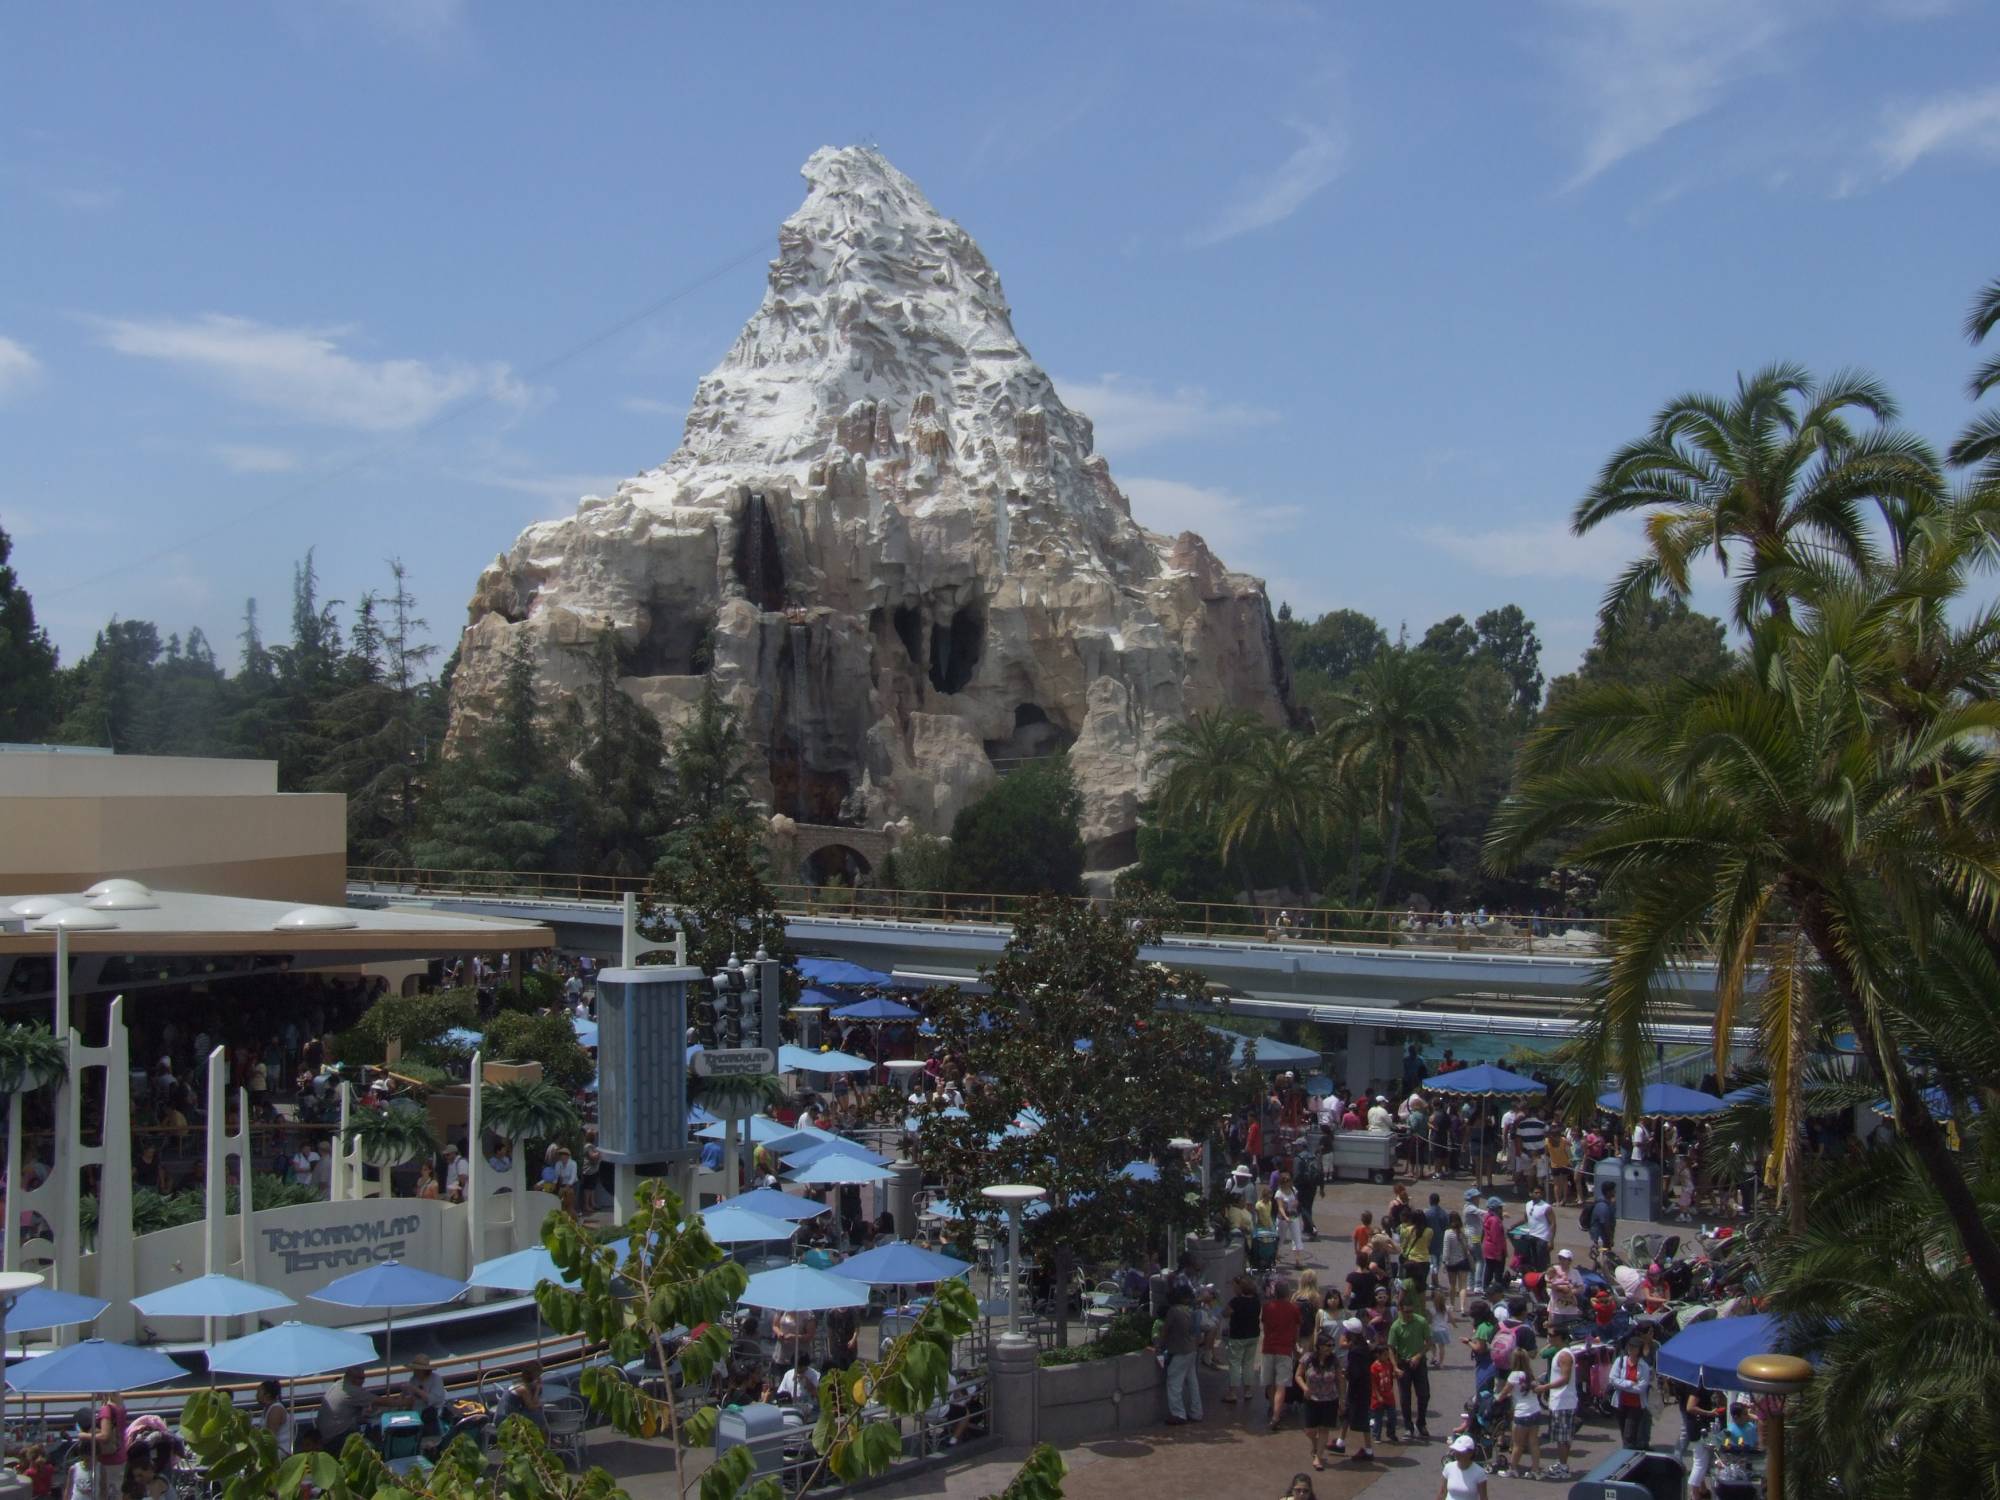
[1619,1159,1659,1222]
[1567,1448,1685,1500]
[1329,1132,1396,1184]
[714,1402,789,1477]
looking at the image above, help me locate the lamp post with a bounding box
[1737,1353,1814,1500]
[980,1184,1045,1339]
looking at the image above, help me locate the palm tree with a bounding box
[481,1079,582,1151]
[1948,275,2000,478]
[1326,647,1467,909]
[1148,710,1261,899]
[1487,599,2000,1314]
[1573,362,1940,632]
[1218,729,1332,903]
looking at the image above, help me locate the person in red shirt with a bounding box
[1351,1211,1374,1264]
[1368,1349,1399,1444]
[1590,1287,1617,1327]
[1247,1116,1265,1168]
[1261,1280,1303,1430]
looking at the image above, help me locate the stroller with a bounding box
[1452,1388,1505,1469]
[1248,1229,1279,1272]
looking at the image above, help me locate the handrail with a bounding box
[348,865,1644,957]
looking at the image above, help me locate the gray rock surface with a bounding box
[449,146,1292,868]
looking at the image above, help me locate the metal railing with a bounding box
[348,866,1625,957]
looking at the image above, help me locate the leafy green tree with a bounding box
[1417,614,1478,668]
[1543,595,1733,706]
[1219,728,1332,900]
[1472,605,1544,712]
[268,548,346,789]
[646,814,793,978]
[57,618,164,749]
[483,1011,594,1094]
[884,829,953,894]
[1124,800,1239,903]
[1277,605,1387,697]
[948,757,1085,896]
[1572,362,1940,631]
[916,890,1232,1344]
[1326,646,1468,909]
[1148,709,1260,899]
[0,522,59,741]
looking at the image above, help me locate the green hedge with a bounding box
[1036,1310,1154,1366]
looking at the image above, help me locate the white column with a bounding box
[203,1047,229,1275]
[91,998,135,1342]
[467,1051,485,1266]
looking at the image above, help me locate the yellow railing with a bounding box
[348,866,1620,956]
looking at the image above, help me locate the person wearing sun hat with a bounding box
[1435,1433,1490,1498]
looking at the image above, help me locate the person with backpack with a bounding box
[1295,1133,1324,1241]
[1479,1196,1507,1291]
[1587,1182,1618,1265]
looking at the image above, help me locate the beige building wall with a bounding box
[0,751,347,903]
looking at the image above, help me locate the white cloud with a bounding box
[1417,516,1643,581]
[620,395,682,417]
[1121,476,1301,544]
[1866,83,2000,184]
[0,335,42,402]
[461,461,628,513]
[330,0,467,47]
[53,185,118,213]
[1546,0,1786,191]
[1189,116,1348,246]
[1055,373,1277,458]
[213,443,300,474]
[91,313,528,431]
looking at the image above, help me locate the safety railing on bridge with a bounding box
[349,866,1625,957]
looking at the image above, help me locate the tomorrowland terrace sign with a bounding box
[261,1211,424,1276]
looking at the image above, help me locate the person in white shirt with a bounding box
[1436,1433,1490,1498]
[1538,1341,1583,1480]
[776,1356,819,1408]
[1630,1120,1651,1161]
[1367,1097,1394,1133]
[442,1145,470,1201]
[1317,1091,1343,1131]
[1515,1187,1555,1271]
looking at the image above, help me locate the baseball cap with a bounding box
[442,1144,458,1156]
[1487,1196,1503,1209]
[1463,1188,1480,1202]
[1343,1316,1364,1333]
[1558,1248,1574,1260]
[1450,1435,1476,1454]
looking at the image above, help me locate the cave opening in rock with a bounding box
[626,602,713,677]
[767,743,854,824]
[799,843,875,888]
[891,604,925,670]
[982,702,1076,764]
[927,604,984,694]
[732,492,787,611]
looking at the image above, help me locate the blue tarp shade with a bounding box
[834,1240,973,1286]
[1596,1083,1726,1117]
[1211,1027,1321,1070]
[830,996,920,1022]
[1656,1313,1800,1389]
[1425,1064,1548,1098]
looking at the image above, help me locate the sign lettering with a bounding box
[692,1047,776,1078]
[261,1213,422,1275]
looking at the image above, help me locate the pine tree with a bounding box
[56,619,164,751]
[268,548,344,789]
[667,676,751,831]
[568,629,668,876]
[0,522,59,741]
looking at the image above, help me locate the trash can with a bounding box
[1567,1448,1686,1500]
[1619,1159,1659,1222]
[715,1402,789,1478]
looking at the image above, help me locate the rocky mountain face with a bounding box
[450,146,1293,872]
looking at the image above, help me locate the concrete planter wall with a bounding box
[1034,1350,1165,1446]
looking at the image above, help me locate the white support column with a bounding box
[2,1094,21,1279]
[203,1047,229,1275]
[467,1051,485,1268]
[50,930,79,1310]
[88,999,135,1342]
[334,1082,356,1202]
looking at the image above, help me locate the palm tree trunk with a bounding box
[1343,818,1364,910]
[1373,748,1408,911]
[1800,899,2000,1317]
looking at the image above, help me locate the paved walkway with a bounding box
[870,1175,1689,1499]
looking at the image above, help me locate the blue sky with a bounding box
[3,1,1998,677]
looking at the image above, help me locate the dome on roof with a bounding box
[9,895,75,918]
[273,906,358,932]
[28,907,120,931]
[83,878,153,899]
[88,889,160,911]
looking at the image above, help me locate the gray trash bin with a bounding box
[1619,1159,1659,1222]
[715,1402,789,1478]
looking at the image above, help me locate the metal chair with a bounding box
[1082,1280,1124,1339]
[544,1397,588,1470]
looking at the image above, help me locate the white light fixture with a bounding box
[28,907,119,931]
[980,1183,1047,1338]
[272,906,359,932]
[83,878,152,899]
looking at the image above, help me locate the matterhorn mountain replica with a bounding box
[450,146,1293,871]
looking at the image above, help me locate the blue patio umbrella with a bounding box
[1597,1083,1726,1118]
[831,995,920,1022]
[740,1264,872,1313]
[1872,1086,1981,1121]
[1426,1064,1548,1098]
[442,1027,483,1049]
[688,1104,719,1126]
[468,1246,581,1293]
[787,1154,896,1186]
[1657,1313,1801,1389]
[4,1287,109,1335]
[132,1273,295,1321]
[719,1187,831,1222]
[311,1260,466,1370]
[778,1044,875,1074]
[696,1114,798,1145]
[1118,1160,1161,1182]
[6,1338,188,1394]
[798,958,894,988]
[207,1321,378,1379]
[786,1140,892,1170]
[1306,1074,1336,1098]
[925,1197,1048,1222]
[766,1126,842,1158]
[697,1205,801,1245]
[835,1241,971,1287]
[1211,1027,1321,1070]
[572,1016,599,1048]
[1724,1084,1770,1106]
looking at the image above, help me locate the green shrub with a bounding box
[1036,1310,1154,1366]
[484,1010,593,1093]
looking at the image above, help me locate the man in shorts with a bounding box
[1260,1278,1302,1429]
